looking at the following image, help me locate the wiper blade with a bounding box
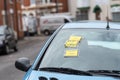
[87,70,120,78]
[39,67,92,76]
[88,70,120,74]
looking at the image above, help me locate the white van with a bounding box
[40,15,72,35]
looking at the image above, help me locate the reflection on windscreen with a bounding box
[40,29,120,71]
[88,41,120,49]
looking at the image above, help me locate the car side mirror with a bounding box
[15,57,31,72]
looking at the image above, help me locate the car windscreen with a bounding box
[39,29,120,71]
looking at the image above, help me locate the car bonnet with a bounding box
[27,70,119,80]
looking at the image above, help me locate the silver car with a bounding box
[0,25,18,54]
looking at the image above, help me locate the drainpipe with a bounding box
[14,0,20,39]
[4,0,8,25]
[55,0,59,13]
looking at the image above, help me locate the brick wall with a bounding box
[0,0,24,39]
[23,0,30,6]
[0,0,4,25]
[14,0,24,39]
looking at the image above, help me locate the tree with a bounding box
[93,5,102,20]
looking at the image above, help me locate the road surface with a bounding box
[0,36,49,80]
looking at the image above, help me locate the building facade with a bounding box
[52,0,69,12]
[21,0,69,16]
[68,0,120,21]
[111,0,120,21]
[0,0,24,39]
[68,0,77,17]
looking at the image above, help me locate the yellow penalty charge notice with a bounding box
[64,50,78,57]
[69,36,82,42]
[65,40,79,48]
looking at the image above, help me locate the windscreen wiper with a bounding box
[39,67,92,76]
[87,70,120,78]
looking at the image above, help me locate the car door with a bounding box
[8,27,16,48]
[5,27,15,48]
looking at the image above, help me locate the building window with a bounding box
[76,10,89,20]
[112,12,120,21]
[45,0,47,3]
[30,0,35,5]
[36,0,52,4]
[9,0,13,4]
[36,0,41,4]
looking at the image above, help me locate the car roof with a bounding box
[0,25,7,29]
[40,15,72,19]
[62,21,120,29]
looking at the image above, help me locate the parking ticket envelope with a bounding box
[65,40,79,48]
[69,36,82,42]
[64,50,78,57]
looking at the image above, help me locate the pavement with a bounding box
[18,36,49,48]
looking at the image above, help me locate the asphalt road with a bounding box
[0,36,49,80]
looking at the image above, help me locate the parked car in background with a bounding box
[40,15,72,35]
[0,25,18,54]
[15,21,120,80]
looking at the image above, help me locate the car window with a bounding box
[5,28,10,35]
[39,29,120,71]
[0,27,5,35]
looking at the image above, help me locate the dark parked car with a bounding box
[15,21,120,80]
[0,25,18,54]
